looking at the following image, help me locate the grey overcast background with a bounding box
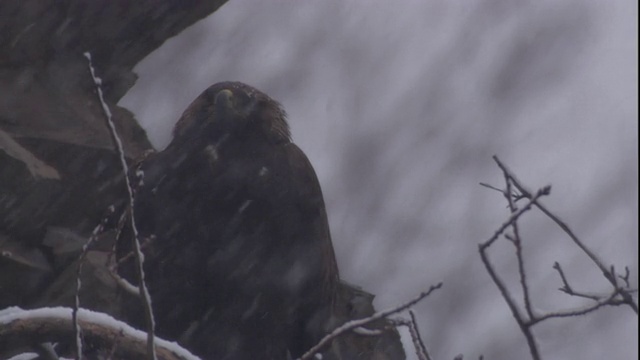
[119,1,638,359]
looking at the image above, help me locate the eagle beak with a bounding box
[214,89,234,111]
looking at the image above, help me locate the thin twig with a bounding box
[480,186,550,250]
[479,243,541,360]
[298,283,443,360]
[85,52,157,359]
[103,209,140,296]
[531,289,624,324]
[409,310,431,360]
[619,266,631,288]
[108,265,141,296]
[552,262,574,295]
[553,262,598,300]
[389,317,429,360]
[479,184,550,360]
[73,206,114,359]
[503,171,534,320]
[479,182,504,194]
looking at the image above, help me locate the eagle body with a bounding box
[120,82,339,359]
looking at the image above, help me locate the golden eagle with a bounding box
[119,82,339,359]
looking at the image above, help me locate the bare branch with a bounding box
[481,156,638,360]
[492,155,638,313]
[298,283,443,360]
[479,174,552,360]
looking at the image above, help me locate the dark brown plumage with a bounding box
[118,82,339,359]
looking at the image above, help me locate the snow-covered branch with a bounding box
[0,307,200,360]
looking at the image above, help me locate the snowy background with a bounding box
[119,1,638,359]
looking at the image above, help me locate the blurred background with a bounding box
[119,1,638,359]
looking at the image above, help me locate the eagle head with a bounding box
[172,82,291,146]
